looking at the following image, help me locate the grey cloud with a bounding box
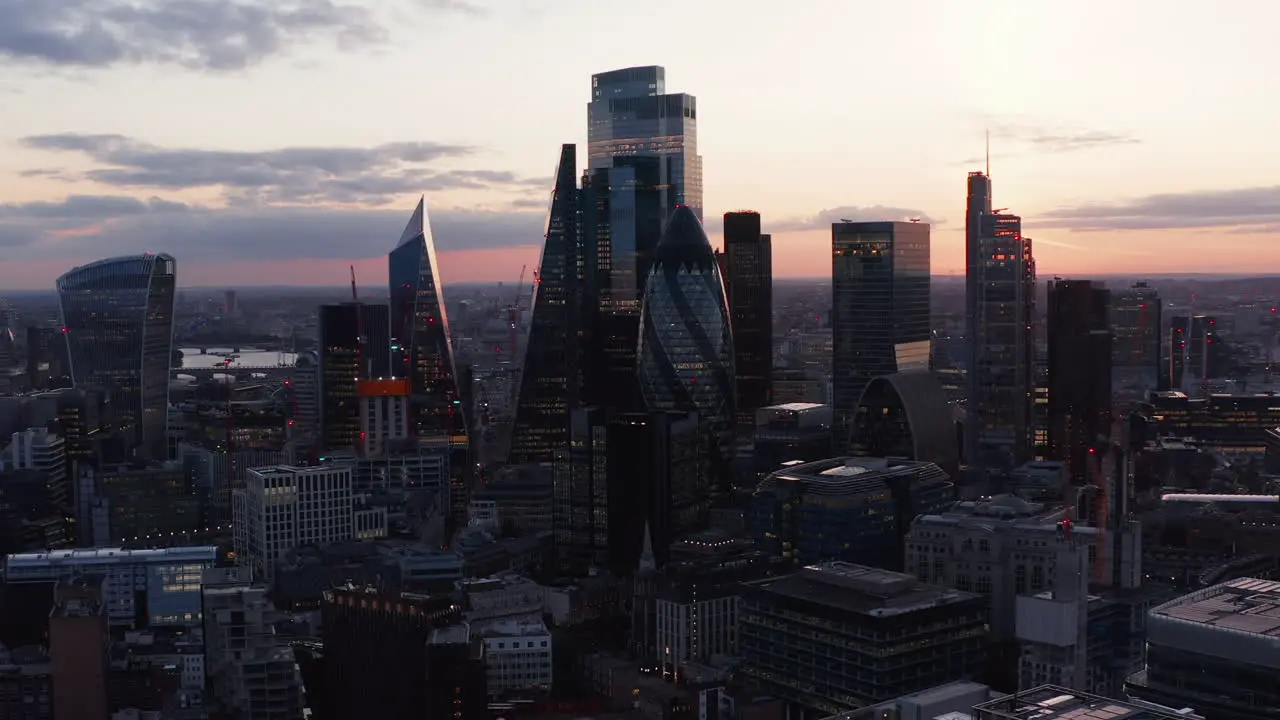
[962,122,1140,164]
[418,0,486,16]
[1036,186,1280,232]
[0,0,391,71]
[766,206,941,232]
[21,133,548,204]
[0,198,545,262]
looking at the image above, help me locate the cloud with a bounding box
[1036,186,1280,232]
[0,195,545,262]
[959,121,1140,164]
[0,0,404,71]
[762,206,941,233]
[20,133,547,205]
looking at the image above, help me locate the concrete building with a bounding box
[49,576,108,720]
[1126,577,1280,720]
[480,618,552,696]
[2,427,68,509]
[739,562,987,717]
[3,546,216,627]
[233,465,387,581]
[201,568,306,719]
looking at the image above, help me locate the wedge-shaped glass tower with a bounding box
[510,144,584,464]
[389,197,468,445]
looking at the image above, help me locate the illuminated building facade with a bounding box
[964,173,1037,469]
[56,253,176,460]
[1148,391,1280,451]
[831,221,931,453]
[511,144,585,464]
[318,303,391,453]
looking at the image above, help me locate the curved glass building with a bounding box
[637,206,735,463]
[57,253,176,460]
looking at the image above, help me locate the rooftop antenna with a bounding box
[985,128,991,177]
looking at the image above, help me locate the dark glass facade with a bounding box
[1047,279,1112,485]
[1110,281,1162,408]
[637,207,736,484]
[553,408,707,574]
[57,253,175,461]
[964,173,1037,469]
[1168,315,1189,389]
[851,371,961,481]
[511,144,585,464]
[831,221,931,453]
[319,302,391,453]
[722,211,773,428]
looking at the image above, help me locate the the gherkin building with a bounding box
[636,206,736,465]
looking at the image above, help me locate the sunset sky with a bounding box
[2,0,1278,290]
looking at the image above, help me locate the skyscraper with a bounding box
[722,211,773,429]
[964,173,1037,469]
[511,145,585,465]
[588,65,702,220]
[57,253,176,460]
[831,221,931,452]
[637,207,736,478]
[1047,279,1113,486]
[1110,281,1162,407]
[318,303,391,453]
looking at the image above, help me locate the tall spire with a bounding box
[985,128,991,177]
[638,520,656,572]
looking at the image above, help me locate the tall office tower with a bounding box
[511,145,585,464]
[964,173,1037,469]
[1186,314,1218,389]
[1110,281,1162,408]
[638,207,735,483]
[722,211,774,429]
[554,407,707,575]
[1047,279,1112,485]
[25,326,71,391]
[319,303,391,453]
[57,253,176,460]
[831,221,931,453]
[588,65,702,221]
[388,198,471,529]
[1167,315,1188,389]
[4,428,68,510]
[289,350,320,456]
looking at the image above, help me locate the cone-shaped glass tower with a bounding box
[636,206,735,462]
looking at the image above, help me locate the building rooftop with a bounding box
[429,623,471,645]
[1153,577,1280,636]
[760,457,941,496]
[745,561,979,617]
[5,546,218,570]
[972,685,1199,720]
[763,402,827,413]
[1160,493,1279,505]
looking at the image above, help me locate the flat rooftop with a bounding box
[1153,577,1280,637]
[746,561,978,618]
[6,546,218,570]
[973,685,1198,720]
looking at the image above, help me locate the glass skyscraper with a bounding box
[637,206,735,474]
[588,65,702,221]
[830,221,931,453]
[964,173,1037,469]
[511,144,585,464]
[722,211,774,429]
[1110,281,1162,408]
[56,253,175,460]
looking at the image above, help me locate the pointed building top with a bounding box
[397,196,427,248]
[638,520,656,572]
[654,205,715,271]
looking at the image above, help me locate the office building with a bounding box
[3,546,215,628]
[554,408,708,575]
[751,457,953,571]
[831,221,931,452]
[202,568,307,719]
[2,428,68,511]
[322,585,462,718]
[233,465,387,582]
[318,302,392,453]
[49,577,108,720]
[511,145,585,465]
[388,197,470,445]
[722,211,774,428]
[739,562,987,717]
[964,174,1036,469]
[289,350,320,455]
[1111,282,1162,408]
[973,685,1201,720]
[358,377,411,456]
[481,618,553,696]
[1126,577,1280,720]
[56,253,176,460]
[1147,391,1280,452]
[1047,279,1113,485]
[427,624,488,720]
[24,326,71,391]
[637,206,736,482]
[850,370,961,481]
[752,402,833,480]
[1168,315,1189,390]
[587,65,702,220]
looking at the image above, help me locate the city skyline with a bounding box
[3,0,1279,290]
